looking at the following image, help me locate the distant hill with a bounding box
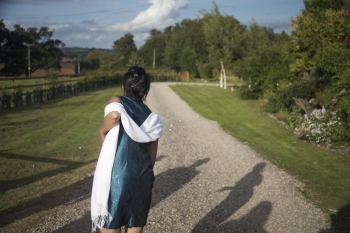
[60,47,115,60]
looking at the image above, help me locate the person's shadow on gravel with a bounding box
[191,162,270,233]
[151,158,210,208]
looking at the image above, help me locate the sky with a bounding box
[0,0,305,49]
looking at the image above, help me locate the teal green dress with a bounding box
[104,96,155,229]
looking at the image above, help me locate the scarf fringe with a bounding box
[92,213,113,233]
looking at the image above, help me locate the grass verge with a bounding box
[171,85,350,232]
[0,86,122,231]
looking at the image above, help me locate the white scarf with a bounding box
[91,102,163,232]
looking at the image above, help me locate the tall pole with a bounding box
[24,44,34,77]
[153,48,155,69]
[78,54,81,74]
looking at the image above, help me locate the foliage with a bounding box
[179,47,198,77]
[282,81,317,108]
[313,46,350,91]
[126,51,146,67]
[285,111,304,130]
[200,2,245,72]
[295,109,348,145]
[113,33,137,66]
[138,29,167,68]
[290,0,350,75]
[237,42,293,98]
[196,62,213,78]
[0,20,65,76]
[239,86,261,100]
[46,70,59,88]
[164,18,207,72]
[81,50,117,71]
[60,47,115,60]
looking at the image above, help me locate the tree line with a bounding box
[0,20,65,77]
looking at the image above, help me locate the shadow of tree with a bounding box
[0,152,96,192]
[191,162,268,232]
[51,212,92,233]
[319,203,350,233]
[0,176,93,228]
[151,158,210,208]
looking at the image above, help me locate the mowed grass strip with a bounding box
[0,86,122,231]
[171,85,350,222]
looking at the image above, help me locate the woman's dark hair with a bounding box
[122,66,150,101]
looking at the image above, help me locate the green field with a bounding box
[171,85,350,231]
[0,86,122,231]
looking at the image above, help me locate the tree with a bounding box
[200,2,244,88]
[0,21,65,76]
[81,50,117,71]
[138,29,167,68]
[113,33,137,66]
[289,0,350,79]
[179,47,198,77]
[126,51,145,67]
[164,18,207,73]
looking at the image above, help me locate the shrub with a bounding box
[239,86,260,100]
[279,81,317,110]
[295,109,348,145]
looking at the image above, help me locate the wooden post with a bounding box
[12,79,14,93]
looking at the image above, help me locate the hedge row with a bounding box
[0,75,121,109]
[0,75,178,109]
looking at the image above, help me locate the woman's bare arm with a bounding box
[99,96,121,141]
[147,140,158,166]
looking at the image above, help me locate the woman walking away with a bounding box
[91,66,164,233]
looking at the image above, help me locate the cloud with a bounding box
[105,0,189,32]
[83,19,97,25]
[68,33,92,40]
[49,23,71,31]
[95,35,111,42]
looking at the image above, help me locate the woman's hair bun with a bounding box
[129,66,145,76]
[123,66,150,101]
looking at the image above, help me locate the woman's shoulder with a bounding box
[109,96,121,104]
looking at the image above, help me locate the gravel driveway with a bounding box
[28,82,331,233]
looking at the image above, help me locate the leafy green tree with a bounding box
[113,33,137,66]
[239,22,272,58]
[290,0,350,78]
[81,50,116,71]
[200,2,244,86]
[164,18,207,72]
[126,51,145,67]
[138,29,167,68]
[179,47,198,77]
[0,21,65,76]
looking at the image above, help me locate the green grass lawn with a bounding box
[0,86,122,231]
[171,85,350,231]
